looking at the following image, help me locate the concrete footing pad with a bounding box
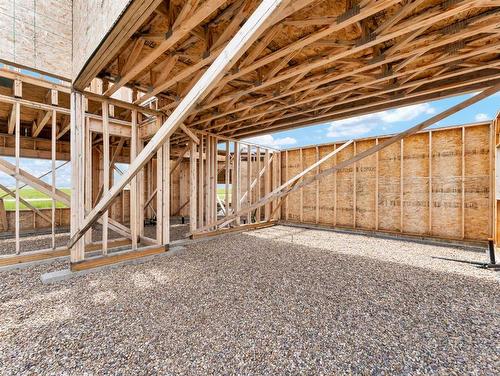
[41,245,186,284]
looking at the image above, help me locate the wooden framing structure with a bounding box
[0,0,499,270]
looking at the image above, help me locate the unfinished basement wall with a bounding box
[281,122,494,243]
[0,0,72,79]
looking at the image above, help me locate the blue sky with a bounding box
[243,93,499,149]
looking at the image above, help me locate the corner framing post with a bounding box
[51,109,57,249]
[102,101,110,255]
[157,145,164,244]
[232,141,241,226]
[162,140,170,244]
[190,141,197,233]
[84,116,92,246]
[156,134,170,245]
[130,110,139,250]
[14,101,20,254]
[70,92,85,262]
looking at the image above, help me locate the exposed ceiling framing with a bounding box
[85,0,499,145]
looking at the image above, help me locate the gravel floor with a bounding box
[0,222,189,255]
[0,225,499,374]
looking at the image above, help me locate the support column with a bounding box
[14,101,20,254]
[156,138,170,245]
[190,141,197,232]
[162,141,170,244]
[70,91,86,262]
[102,102,110,255]
[130,110,139,250]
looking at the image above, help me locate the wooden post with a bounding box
[14,102,20,254]
[400,139,404,233]
[130,110,138,250]
[206,136,212,228]
[162,140,170,244]
[198,135,205,227]
[232,141,240,226]
[429,131,432,235]
[211,138,217,226]
[51,109,57,249]
[247,145,252,224]
[256,146,261,222]
[70,92,85,262]
[264,149,271,221]
[157,146,164,244]
[225,140,230,218]
[461,126,465,239]
[315,146,319,224]
[84,116,92,246]
[102,102,109,255]
[299,148,303,222]
[353,142,357,228]
[138,137,145,238]
[375,138,379,231]
[334,144,337,226]
[285,150,289,221]
[190,141,197,232]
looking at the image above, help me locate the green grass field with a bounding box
[0,187,229,211]
[0,188,70,211]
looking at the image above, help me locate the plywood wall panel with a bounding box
[286,150,301,222]
[402,133,429,235]
[377,139,401,232]
[431,129,462,238]
[318,145,336,225]
[355,140,376,229]
[0,0,72,78]
[280,123,493,243]
[302,147,317,223]
[335,143,354,227]
[464,125,490,239]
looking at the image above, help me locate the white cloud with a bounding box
[326,103,436,138]
[244,134,297,148]
[475,113,490,122]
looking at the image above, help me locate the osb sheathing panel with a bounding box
[377,139,401,232]
[72,0,130,78]
[402,133,429,235]
[464,125,491,239]
[0,0,72,79]
[356,139,376,230]
[336,143,354,227]
[318,145,335,225]
[302,147,316,223]
[285,150,301,222]
[281,124,493,242]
